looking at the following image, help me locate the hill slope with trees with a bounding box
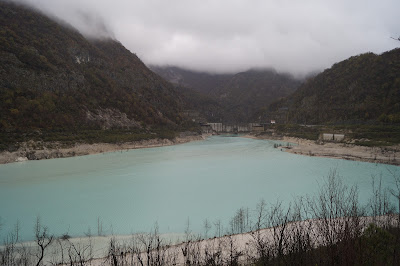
[152,66,301,122]
[213,69,301,122]
[0,1,188,149]
[268,49,400,125]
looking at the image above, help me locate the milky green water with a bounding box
[0,136,399,241]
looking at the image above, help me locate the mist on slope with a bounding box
[10,0,400,77]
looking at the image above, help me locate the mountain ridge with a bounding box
[267,48,400,125]
[152,65,302,122]
[0,1,184,133]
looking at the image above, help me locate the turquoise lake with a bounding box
[0,136,399,241]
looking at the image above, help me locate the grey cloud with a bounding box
[12,0,400,76]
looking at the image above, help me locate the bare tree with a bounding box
[202,237,224,265]
[213,219,223,238]
[388,168,400,226]
[223,235,241,266]
[65,237,94,266]
[180,219,202,265]
[285,197,313,265]
[387,169,400,263]
[307,169,364,264]
[369,174,395,227]
[34,217,54,266]
[1,221,32,266]
[253,199,267,231]
[97,217,103,236]
[107,224,178,266]
[49,238,67,266]
[14,220,20,243]
[268,200,292,260]
[248,199,271,264]
[229,207,250,234]
[1,229,18,266]
[203,219,211,239]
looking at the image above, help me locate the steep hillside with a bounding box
[268,49,400,124]
[152,66,301,122]
[176,85,227,123]
[214,69,301,122]
[150,66,231,122]
[0,1,183,139]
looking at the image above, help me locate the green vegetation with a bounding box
[0,2,190,150]
[274,124,321,140]
[177,85,226,123]
[328,124,400,146]
[0,121,202,151]
[345,125,400,145]
[263,224,400,265]
[153,66,302,123]
[0,130,157,151]
[262,124,400,146]
[268,49,400,125]
[213,69,301,122]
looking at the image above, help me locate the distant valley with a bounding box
[151,66,302,123]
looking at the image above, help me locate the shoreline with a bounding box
[244,134,400,166]
[5,132,399,166]
[3,215,393,265]
[0,133,211,165]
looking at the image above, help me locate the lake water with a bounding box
[0,136,399,241]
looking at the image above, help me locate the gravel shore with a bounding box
[245,134,400,166]
[0,133,210,165]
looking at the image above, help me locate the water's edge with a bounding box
[0,133,211,165]
[244,134,400,166]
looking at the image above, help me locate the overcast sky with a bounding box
[14,0,400,76]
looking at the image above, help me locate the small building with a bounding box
[209,123,223,132]
[334,134,345,141]
[270,120,276,124]
[321,133,345,142]
[237,125,250,132]
[200,123,212,133]
[224,125,233,132]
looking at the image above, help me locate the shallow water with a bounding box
[0,136,399,241]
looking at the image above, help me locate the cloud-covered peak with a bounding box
[12,0,400,76]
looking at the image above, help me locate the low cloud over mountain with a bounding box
[12,0,400,76]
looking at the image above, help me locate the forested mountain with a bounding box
[268,49,400,124]
[0,1,183,134]
[152,66,301,122]
[213,69,301,122]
